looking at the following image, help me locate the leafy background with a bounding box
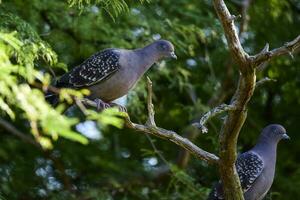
[0,0,299,199]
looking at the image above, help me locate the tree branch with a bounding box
[81,78,220,165]
[256,77,276,88]
[213,0,254,199]
[146,77,156,126]
[213,0,249,68]
[254,35,300,65]
[179,0,254,167]
[212,1,299,200]
[124,118,219,164]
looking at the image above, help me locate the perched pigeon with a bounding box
[208,124,290,200]
[46,40,176,110]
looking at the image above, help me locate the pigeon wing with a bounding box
[236,151,264,192]
[57,49,120,88]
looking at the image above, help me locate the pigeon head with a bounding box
[260,124,290,143]
[154,40,177,59]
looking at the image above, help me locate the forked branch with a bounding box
[254,35,300,65]
[81,78,220,164]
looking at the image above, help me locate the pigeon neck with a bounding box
[253,137,278,162]
[134,45,160,72]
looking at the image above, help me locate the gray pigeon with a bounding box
[208,124,290,200]
[46,40,176,110]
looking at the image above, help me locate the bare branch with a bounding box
[256,77,277,88]
[80,80,220,165]
[128,83,220,164]
[192,104,235,133]
[146,76,156,126]
[254,35,300,65]
[213,0,249,68]
[124,118,219,164]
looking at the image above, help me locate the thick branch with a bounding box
[218,74,255,200]
[254,35,300,65]
[213,0,254,199]
[208,0,252,107]
[213,0,249,68]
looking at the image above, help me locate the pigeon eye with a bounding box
[158,43,168,51]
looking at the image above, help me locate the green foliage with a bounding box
[0,13,124,149]
[68,0,130,20]
[0,30,88,148]
[164,166,210,200]
[0,0,299,199]
[87,108,126,129]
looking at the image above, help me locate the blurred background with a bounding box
[0,0,299,199]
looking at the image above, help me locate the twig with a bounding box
[192,104,236,133]
[47,65,57,81]
[146,77,156,126]
[74,98,88,115]
[256,77,277,88]
[31,82,61,94]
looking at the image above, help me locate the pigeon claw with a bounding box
[109,103,127,113]
[94,98,111,111]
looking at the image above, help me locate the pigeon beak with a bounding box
[282,133,290,140]
[169,52,177,59]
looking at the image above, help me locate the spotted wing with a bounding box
[236,151,264,192]
[57,49,120,88]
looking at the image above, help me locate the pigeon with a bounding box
[208,124,290,200]
[46,40,176,110]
